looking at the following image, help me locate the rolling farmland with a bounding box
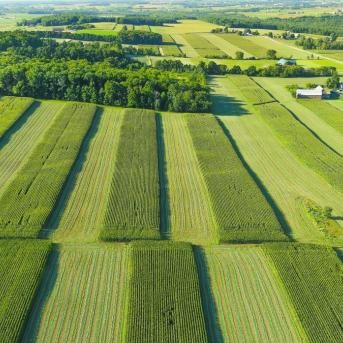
[0,240,51,343]
[22,244,128,343]
[201,245,307,342]
[187,113,285,242]
[124,242,208,343]
[102,109,160,241]
[183,34,227,58]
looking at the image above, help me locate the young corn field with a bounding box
[0,240,51,343]
[187,113,285,242]
[124,241,208,343]
[0,103,96,238]
[102,109,160,241]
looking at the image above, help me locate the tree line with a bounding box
[295,35,343,50]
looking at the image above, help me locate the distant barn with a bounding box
[296,86,324,99]
[277,58,297,66]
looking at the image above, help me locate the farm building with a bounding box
[296,86,324,99]
[277,58,297,66]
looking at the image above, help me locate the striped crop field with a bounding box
[0,103,96,238]
[22,243,128,343]
[161,34,175,43]
[162,113,218,244]
[183,33,228,58]
[254,102,343,192]
[48,108,124,242]
[161,45,184,57]
[101,109,160,241]
[217,34,269,58]
[298,100,343,136]
[264,244,343,342]
[201,245,307,342]
[0,101,63,195]
[187,113,285,242]
[124,241,208,343]
[0,240,51,343]
[0,97,34,139]
[229,75,275,105]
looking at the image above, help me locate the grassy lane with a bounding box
[201,245,308,343]
[0,101,63,195]
[211,76,343,244]
[187,112,285,243]
[22,244,128,343]
[0,103,96,238]
[49,108,125,243]
[0,97,34,139]
[102,109,160,241]
[298,99,343,136]
[254,77,343,154]
[162,113,218,245]
[124,241,208,343]
[264,244,343,343]
[0,240,51,343]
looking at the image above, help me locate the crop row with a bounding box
[102,109,160,241]
[124,241,208,343]
[0,240,51,343]
[187,113,285,242]
[0,97,34,139]
[229,75,275,105]
[254,101,343,192]
[0,102,96,238]
[183,34,228,58]
[264,243,343,343]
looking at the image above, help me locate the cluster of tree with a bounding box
[123,46,161,57]
[17,14,117,26]
[67,23,95,30]
[0,59,210,112]
[118,30,162,45]
[156,59,336,78]
[202,14,343,36]
[295,34,343,50]
[117,15,178,26]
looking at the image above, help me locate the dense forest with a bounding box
[295,35,343,50]
[202,14,343,36]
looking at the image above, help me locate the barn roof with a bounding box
[296,85,323,96]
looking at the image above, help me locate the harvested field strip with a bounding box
[124,241,208,343]
[161,45,184,57]
[218,34,268,58]
[0,103,96,238]
[298,100,343,135]
[102,109,160,240]
[49,108,124,242]
[0,101,63,194]
[0,240,51,343]
[229,75,275,105]
[0,96,34,139]
[161,34,175,43]
[203,246,307,343]
[264,244,343,343]
[171,34,199,58]
[22,244,128,343]
[254,102,343,192]
[187,113,285,242]
[162,113,218,244]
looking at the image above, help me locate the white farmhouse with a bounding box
[296,86,324,99]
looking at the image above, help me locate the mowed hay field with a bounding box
[201,245,307,342]
[182,34,227,58]
[22,244,128,343]
[124,242,208,343]
[49,108,124,242]
[162,113,218,244]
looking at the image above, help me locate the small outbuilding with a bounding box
[277,58,297,66]
[296,85,324,99]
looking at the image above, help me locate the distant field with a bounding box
[22,244,128,343]
[161,34,175,44]
[124,241,208,343]
[202,245,307,342]
[161,45,183,57]
[183,34,227,58]
[0,240,51,343]
[49,108,124,242]
[264,244,343,343]
[187,113,285,243]
[102,109,160,241]
[90,22,116,30]
[75,29,118,36]
[171,34,199,57]
[162,113,218,244]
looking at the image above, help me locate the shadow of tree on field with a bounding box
[20,245,59,342]
[0,101,39,150]
[193,246,224,343]
[216,117,294,240]
[211,94,249,116]
[39,107,102,238]
[156,113,170,239]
